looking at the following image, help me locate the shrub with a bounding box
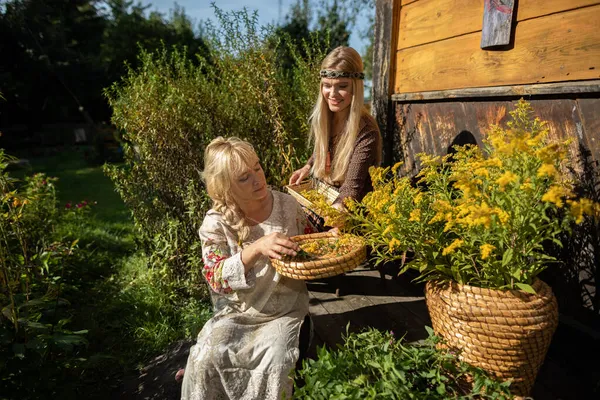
[294,326,513,399]
[105,7,327,278]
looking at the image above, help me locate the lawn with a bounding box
[12,147,132,228]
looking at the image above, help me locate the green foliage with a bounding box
[0,149,88,398]
[294,326,513,399]
[348,100,600,290]
[105,6,326,277]
[2,149,214,398]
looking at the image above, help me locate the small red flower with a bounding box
[65,203,72,209]
[76,203,82,209]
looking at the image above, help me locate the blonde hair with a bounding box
[310,46,368,183]
[202,136,258,242]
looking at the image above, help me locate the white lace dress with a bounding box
[181,190,312,400]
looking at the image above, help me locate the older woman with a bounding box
[289,46,382,209]
[181,136,312,400]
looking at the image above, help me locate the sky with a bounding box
[141,0,370,54]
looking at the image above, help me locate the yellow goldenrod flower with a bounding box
[520,179,533,191]
[485,158,503,168]
[388,238,401,252]
[369,166,386,186]
[541,185,569,208]
[536,143,567,164]
[388,204,396,214]
[474,168,490,177]
[494,208,510,225]
[496,171,518,189]
[413,192,424,205]
[443,220,454,232]
[391,161,403,174]
[442,239,463,256]
[568,198,595,224]
[409,208,421,222]
[480,244,496,260]
[537,163,557,178]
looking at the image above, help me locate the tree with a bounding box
[0,0,211,133]
[0,0,107,127]
[101,0,210,85]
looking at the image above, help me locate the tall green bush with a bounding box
[105,7,327,278]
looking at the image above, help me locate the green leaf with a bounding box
[424,326,435,337]
[436,383,446,395]
[515,283,536,294]
[501,248,513,267]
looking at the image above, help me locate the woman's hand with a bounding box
[289,165,311,185]
[242,233,300,269]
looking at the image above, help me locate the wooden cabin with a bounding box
[371,0,600,395]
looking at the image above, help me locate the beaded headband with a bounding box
[319,69,365,80]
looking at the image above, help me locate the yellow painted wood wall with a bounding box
[393,0,600,94]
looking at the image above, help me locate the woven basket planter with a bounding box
[271,232,366,280]
[425,278,558,397]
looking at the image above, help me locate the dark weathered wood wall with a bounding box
[393,98,600,176]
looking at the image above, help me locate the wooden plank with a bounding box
[398,0,484,50]
[397,0,599,50]
[373,0,398,167]
[391,80,600,102]
[518,0,600,21]
[480,0,515,49]
[308,268,433,346]
[395,6,600,93]
[352,279,432,341]
[308,291,352,347]
[400,0,418,5]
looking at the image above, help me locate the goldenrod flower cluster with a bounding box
[348,100,600,291]
[291,234,364,261]
[302,189,347,228]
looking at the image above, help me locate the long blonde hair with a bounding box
[202,136,258,242]
[310,46,367,184]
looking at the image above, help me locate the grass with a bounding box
[11,146,131,227]
[3,147,211,399]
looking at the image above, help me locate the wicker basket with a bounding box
[425,278,558,397]
[271,232,366,280]
[285,179,339,210]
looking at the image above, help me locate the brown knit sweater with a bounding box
[308,114,382,204]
